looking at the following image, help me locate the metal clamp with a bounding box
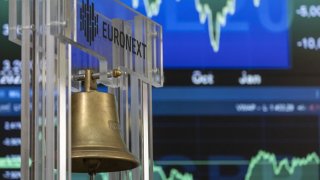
[72,69,123,91]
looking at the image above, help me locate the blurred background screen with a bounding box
[1,0,320,179]
[0,0,21,179]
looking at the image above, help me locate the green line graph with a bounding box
[154,165,193,180]
[0,158,192,180]
[73,165,193,180]
[246,150,320,180]
[155,151,320,180]
[195,0,261,52]
[131,0,261,52]
[132,0,162,17]
[2,150,319,179]
[195,0,236,52]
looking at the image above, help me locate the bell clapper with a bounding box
[89,172,95,180]
[83,158,101,180]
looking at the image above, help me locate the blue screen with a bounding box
[122,0,290,69]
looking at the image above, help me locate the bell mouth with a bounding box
[83,158,101,174]
[72,149,139,173]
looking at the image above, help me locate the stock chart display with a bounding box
[128,0,320,180]
[152,87,320,179]
[1,0,320,179]
[123,0,320,70]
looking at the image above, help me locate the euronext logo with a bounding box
[80,0,99,45]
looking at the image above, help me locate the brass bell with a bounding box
[71,69,139,177]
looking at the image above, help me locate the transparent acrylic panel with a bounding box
[66,2,163,178]
[19,0,32,179]
[8,0,22,45]
[70,22,161,180]
[65,0,163,87]
[9,0,73,179]
[9,0,163,179]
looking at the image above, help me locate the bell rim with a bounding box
[72,150,139,172]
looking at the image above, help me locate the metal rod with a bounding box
[72,69,123,82]
[31,0,36,178]
[72,74,85,81]
[89,172,95,180]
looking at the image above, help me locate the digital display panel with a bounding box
[127,0,320,179]
[0,0,21,179]
[123,0,320,70]
[1,0,320,179]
